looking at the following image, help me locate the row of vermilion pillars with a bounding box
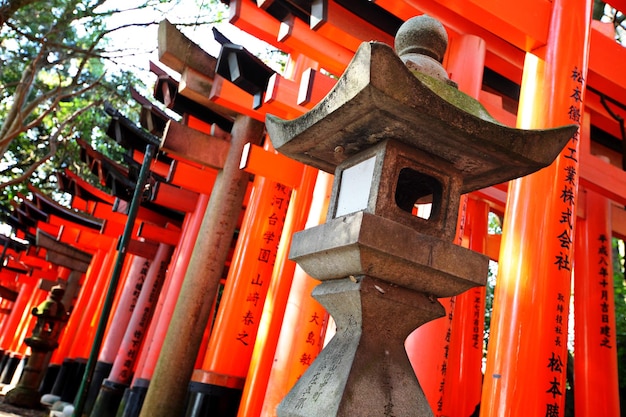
[40,242,117,405]
[85,253,153,407]
[115,193,209,417]
[87,243,174,417]
[138,116,265,417]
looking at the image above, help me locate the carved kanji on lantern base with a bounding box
[278,276,444,416]
[266,15,577,417]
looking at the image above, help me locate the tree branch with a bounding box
[0,72,106,150]
[0,100,101,190]
[0,0,45,28]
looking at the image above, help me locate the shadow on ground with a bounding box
[0,395,47,417]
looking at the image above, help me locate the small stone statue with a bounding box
[28,285,68,349]
[5,285,70,408]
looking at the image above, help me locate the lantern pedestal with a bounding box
[277,276,444,417]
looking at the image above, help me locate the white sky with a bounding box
[99,0,274,88]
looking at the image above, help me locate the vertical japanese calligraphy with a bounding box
[597,234,613,348]
[540,64,585,417]
[553,67,583,277]
[573,189,620,415]
[435,298,454,416]
[290,308,327,383]
[129,260,151,313]
[111,245,173,384]
[235,183,291,350]
[199,177,292,383]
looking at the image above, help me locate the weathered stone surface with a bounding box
[266,41,577,193]
[270,14,575,417]
[289,211,488,297]
[395,15,453,85]
[277,276,443,417]
[326,138,463,241]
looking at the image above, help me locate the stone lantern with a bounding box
[6,285,69,408]
[265,15,577,417]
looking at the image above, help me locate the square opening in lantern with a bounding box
[375,140,462,240]
[395,168,442,221]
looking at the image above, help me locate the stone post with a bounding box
[138,115,264,417]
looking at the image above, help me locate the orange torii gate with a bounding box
[95,1,624,417]
[3,1,625,416]
[156,1,623,416]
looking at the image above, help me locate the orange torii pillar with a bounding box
[117,194,209,417]
[90,243,174,417]
[81,254,152,414]
[259,171,333,417]
[139,116,265,417]
[0,276,38,384]
[234,165,319,417]
[0,275,17,374]
[0,277,38,352]
[444,197,489,416]
[481,1,592,416]
[573,188,620,416]
[185,149,292,416]
[49,248,106,369]
[46,242,118,405]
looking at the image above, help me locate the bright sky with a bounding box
[100,0,274,87]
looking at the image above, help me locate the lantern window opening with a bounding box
[395,167,442,221]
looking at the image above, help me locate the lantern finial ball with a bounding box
[394,15,453,85]
[394,14,448,62]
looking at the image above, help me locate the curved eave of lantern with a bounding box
[266,41,578,194]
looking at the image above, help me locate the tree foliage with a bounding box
[612,238,626,414]
[0,0,147,205]
[0,0,228,209]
